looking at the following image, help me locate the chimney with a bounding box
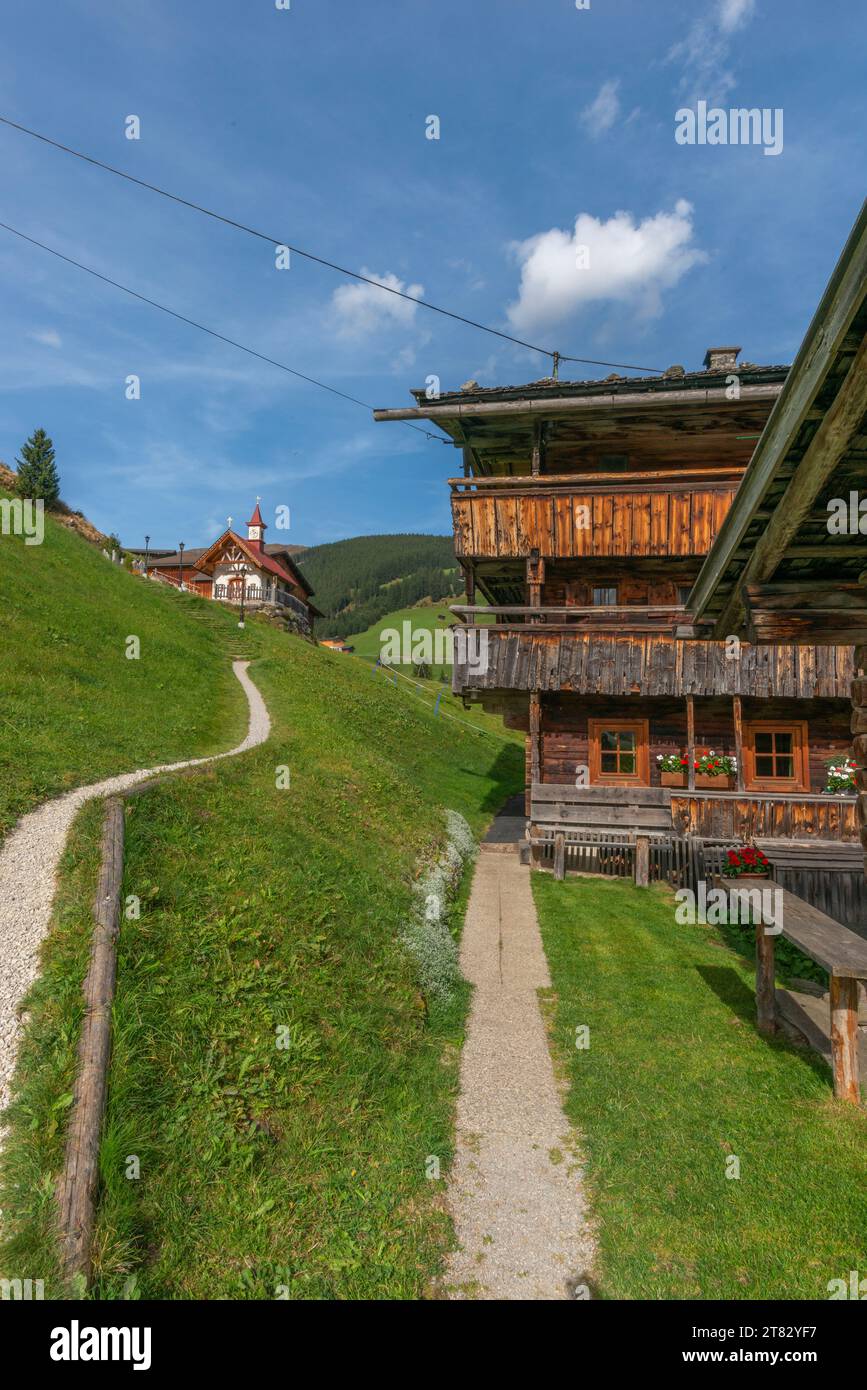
[703,345,741,372]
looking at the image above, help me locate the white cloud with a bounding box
[581,80,621,138]
[28,328,62,349]
[719,0,756,33]
[506,201,707,336]
[668,0,757,104]
[331,268,424,337]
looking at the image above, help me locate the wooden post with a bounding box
[553,832,565,880]
[732,694,745,792]
[830,974,860,1103]
[527,552,544,624]
[852,656,867,878]
[529,691,541,788]
[465,563,476,607]
[57,797,125,1287]
[755,920,777,1036]
[525,692,539,817]
[686,694,696,793]
[635,834,650,887]
[462,445,472,478]
[531,420,542,476]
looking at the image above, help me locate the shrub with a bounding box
[401,810,476,1005]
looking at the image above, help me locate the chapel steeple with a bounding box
[247,499,266,551]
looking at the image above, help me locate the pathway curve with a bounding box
[0,660,270,1118]
[443,846,596,1299]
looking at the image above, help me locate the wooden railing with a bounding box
[450,468,742,560]
[670,792,858,843]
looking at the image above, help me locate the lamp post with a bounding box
[178,541,185,591]
[143,534,150,575]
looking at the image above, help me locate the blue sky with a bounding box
[0,0,864,548]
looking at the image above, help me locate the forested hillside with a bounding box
[297,534,461,639]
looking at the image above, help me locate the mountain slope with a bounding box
[297,534,461,639]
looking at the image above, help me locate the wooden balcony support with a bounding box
[733,694,745,792]
[686,694,696,793]
[529,690,541,817]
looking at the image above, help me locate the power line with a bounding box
[0,218,449,443]
[0,114,665,377]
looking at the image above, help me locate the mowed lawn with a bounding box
[0,494,247,838]
[0,634,524,1299]
[532,875,867,1300]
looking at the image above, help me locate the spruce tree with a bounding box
[15,428,60,504]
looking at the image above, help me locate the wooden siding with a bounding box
[670,793,858,843]
[451,481,738,560]
[457,630,854,698]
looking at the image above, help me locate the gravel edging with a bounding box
[0,660,270,1120]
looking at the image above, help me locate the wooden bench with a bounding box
[528,784,675,882]
[753,887,867,1104]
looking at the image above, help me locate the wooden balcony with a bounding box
[453,626,854,698]
[450,468,742,561]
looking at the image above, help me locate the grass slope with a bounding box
[0,492,248,838]
[1,632,524,1299]
[340,595,510,740]
[532,875,867,1300]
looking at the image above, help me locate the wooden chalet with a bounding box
[375,351,857,871]
[143,503,318,633]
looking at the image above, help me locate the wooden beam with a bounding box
[529,691,542,792]
[531,420,542,477]
[714,324,867,635]
[733,694,745,792]
[688,199,867,629]
[686,695,696,793]
[57,797,125,1287]
[448,466,746,492]
[743,581,867,645]
[373,381,782,422]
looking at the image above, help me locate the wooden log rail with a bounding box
[56,797,125,1286]
[450,603,687,629]
[448,466,747,494]
[751,887,867,1104]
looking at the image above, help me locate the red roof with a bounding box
[247,501,265,529]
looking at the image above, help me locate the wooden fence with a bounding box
[532,829,737,890]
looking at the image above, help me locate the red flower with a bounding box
[727,851,739,864]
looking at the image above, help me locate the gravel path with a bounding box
[0,660,270,1121]
[443,846,596,1299]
